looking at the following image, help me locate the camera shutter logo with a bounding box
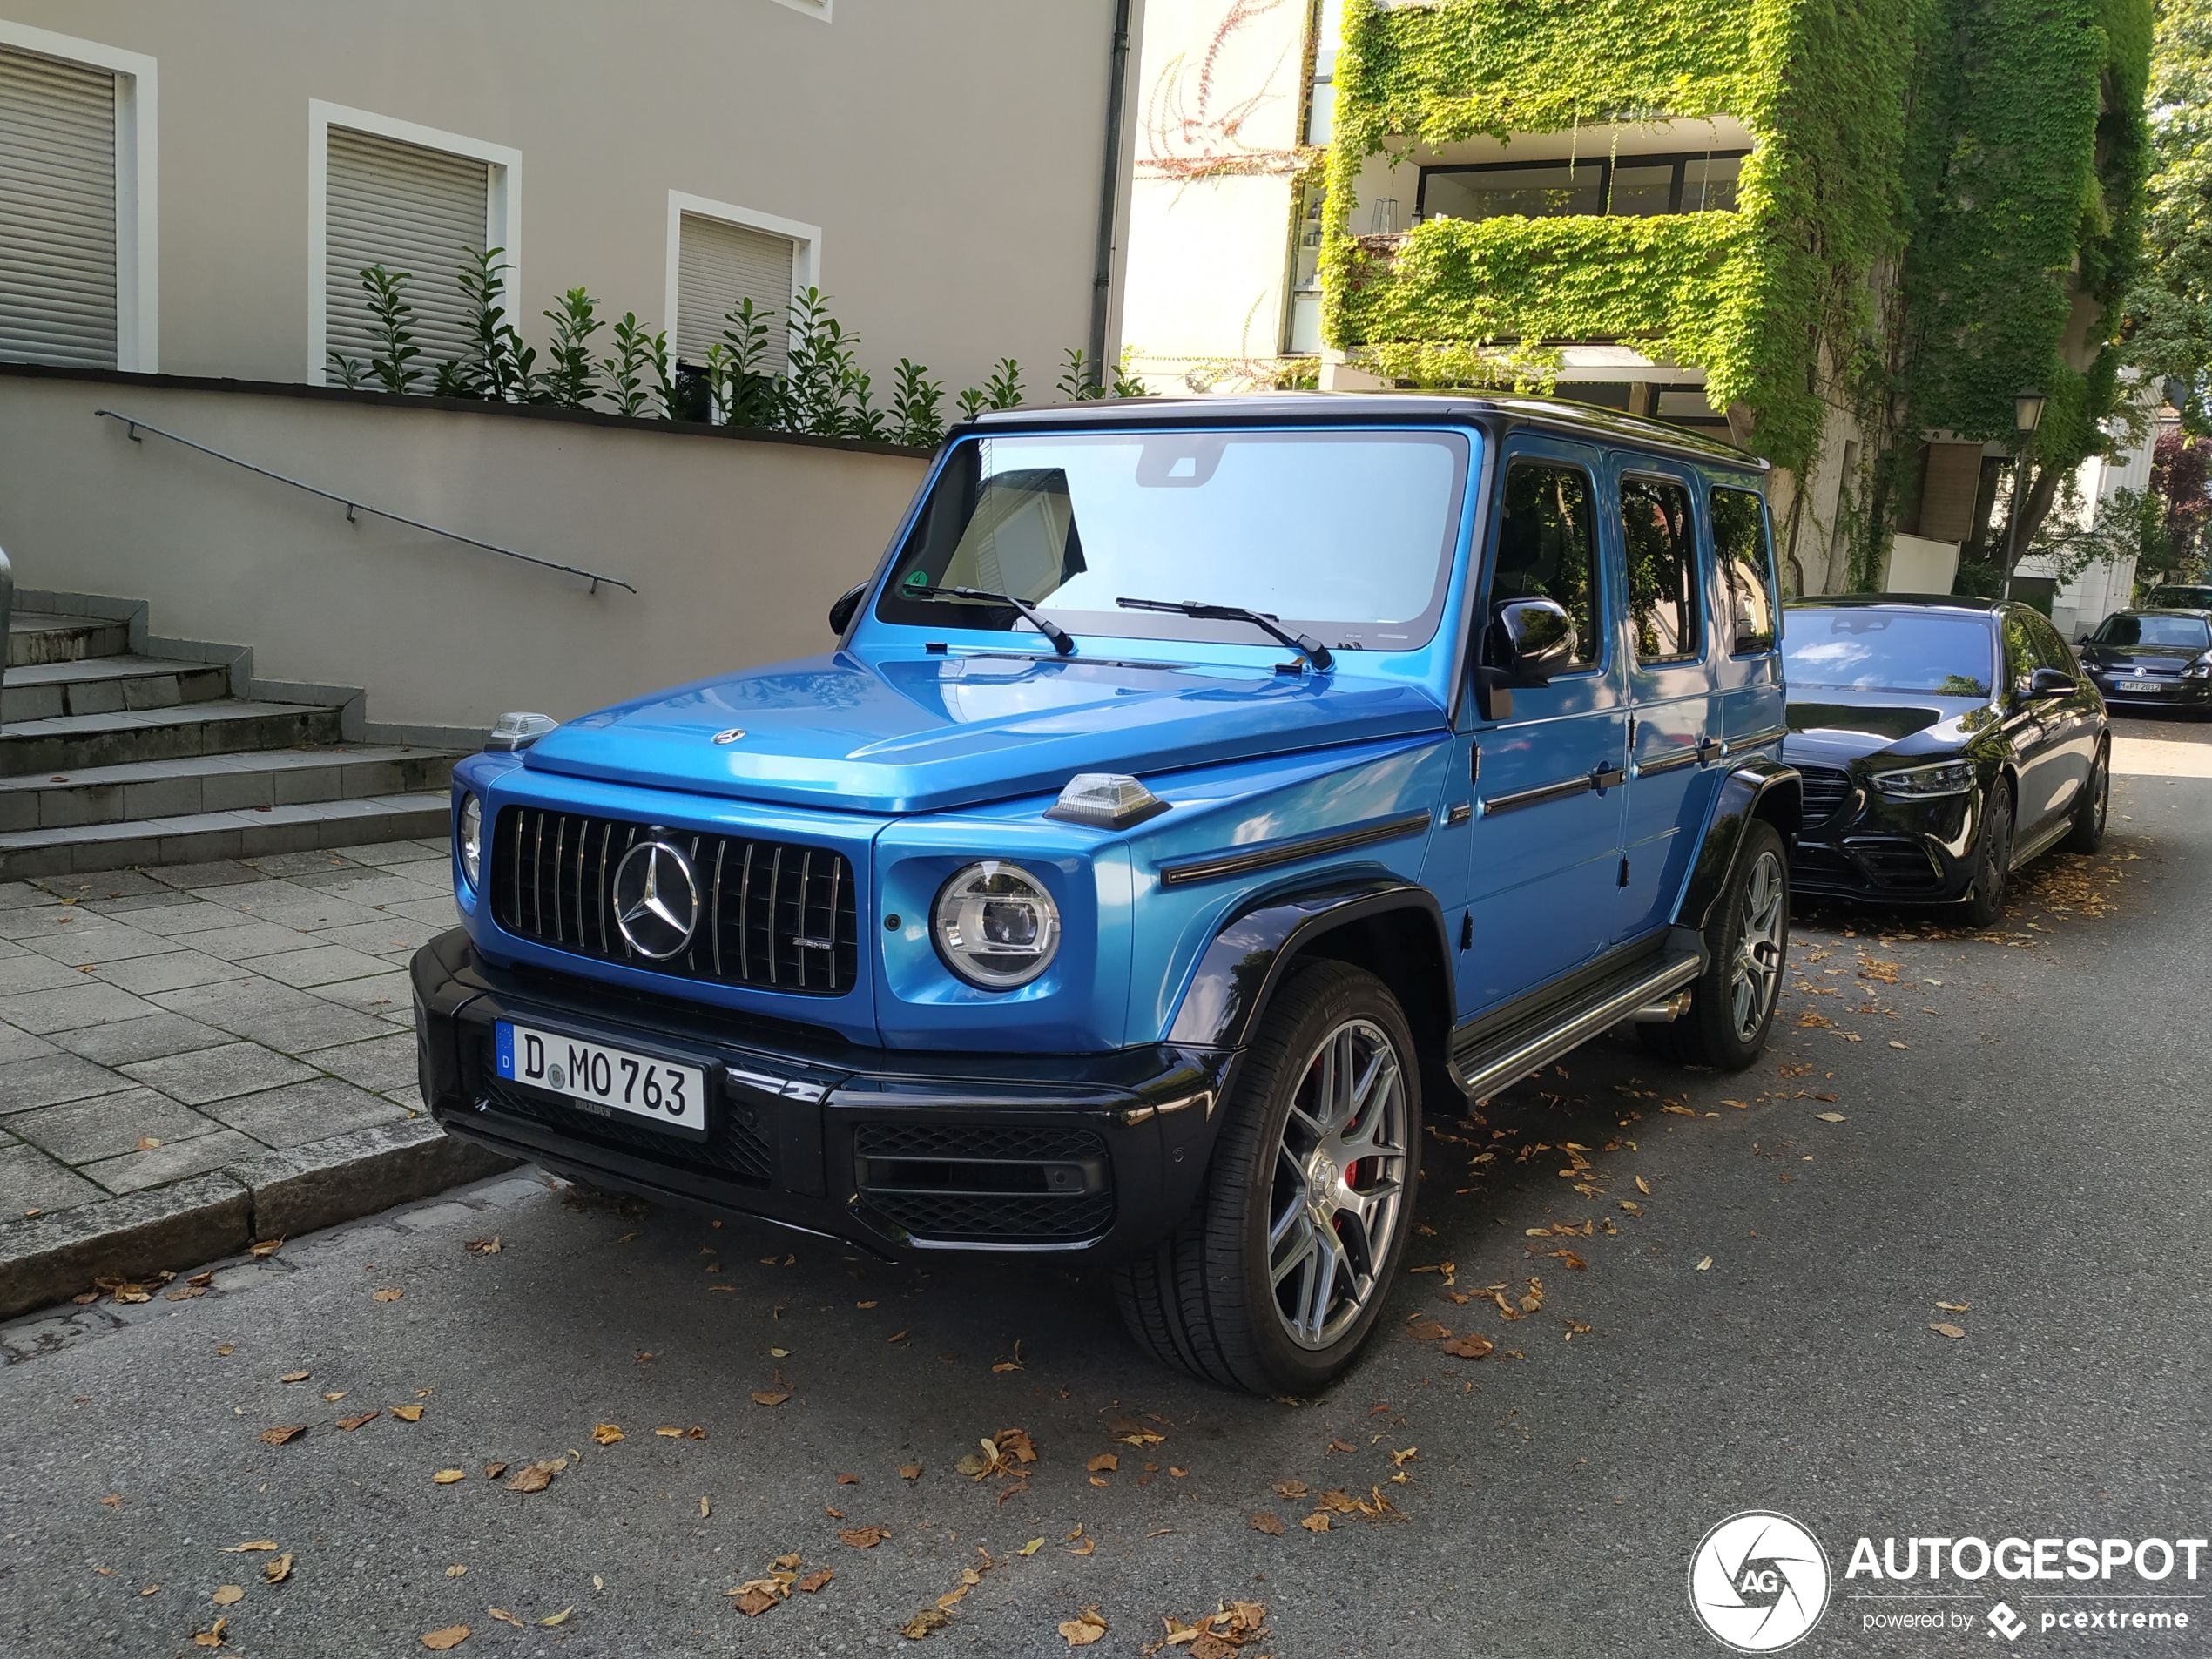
[611,840,700,960]
[1687,1511,1831,1653]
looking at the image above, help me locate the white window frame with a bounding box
[663,190,822,350]
[307,99,521,384]
[767,0,832,19]
[0,18,158,372]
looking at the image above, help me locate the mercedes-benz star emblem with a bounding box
[711,728,746,745]
[610,840,700,960]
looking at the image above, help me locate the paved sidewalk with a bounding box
[0,840,509,1313]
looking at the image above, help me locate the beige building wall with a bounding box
[0,377,928,729]
[0,0,1128,395]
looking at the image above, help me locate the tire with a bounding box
[1637,818,1789,1071]
[1112,960,1422,1395]
[2061,741,2109,854]
[1958,779,2015,928]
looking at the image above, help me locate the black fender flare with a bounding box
[1163,877,1452,1052]
[1675,757,1803,934]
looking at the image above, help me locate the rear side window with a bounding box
[1711,486,1777,653]
[1621,475,1703,664]
[1492,461,1602,669]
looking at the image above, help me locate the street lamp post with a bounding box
[1999,388,2046,600]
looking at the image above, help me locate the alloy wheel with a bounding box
[1729,848,1786,1042]
[1267,1017,1410,1351]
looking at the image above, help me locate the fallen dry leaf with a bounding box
[1442,1332,1494,1359]
[464,1236,502,1255]
[838,1526,892,1548]
[1300,1512,1331,1534]
[390,1405,424,1423]
[591,1424,624,1446]
[1929,1322,1966,1339]
[902,1607,949,1638]
[263,1554,293,1585]
[732,1586,779,1616]
[482,1463,506,1481]
[539,1608,572,1627]
[420,1626,469,1650]
[260,1425,307,1446]
[654,1426,684,1439]
[503,1460,561,1494]
[1695,1257,1713,1272]
[247,1238,284,1258]
[192,1618,226,1648]
[433,1469,467,1485]
[835,1473,860,1486]
[372,1288,404,1302]
[1086,1453,1117,1474]
[335,1411,380,1432]
[900,1462,922,1480]
[321,1392,346,1403]
[1634,1176,1652,1195]
[796,1568,833,1594]
[752,1391,790,1407]
[280,1370,310,1384]
[1936,1299,1970,1312]
[1059,1608,1109,1647]
[218,1541,279,1554]
[1814,1110,1847,1123]
[1250,1512,1285,1536]
[212,1585,244,1607]
[1273,1478,1308,1500]
[489,1608,524,1629]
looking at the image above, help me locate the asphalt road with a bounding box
[3,714,2208,1659]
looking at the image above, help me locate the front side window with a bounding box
[875,428,1470,653]
[1711,486,1777,653]
[2094,613,2212,650]
[1784,609,1996,698]
[1418,151,1748,225]
[1621,476,1703,664]
[1489,461,1602,670]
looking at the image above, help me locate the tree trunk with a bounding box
[1994,460,2065,581]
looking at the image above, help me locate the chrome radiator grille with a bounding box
[489,806,859,995]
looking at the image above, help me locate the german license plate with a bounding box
[2115,678,2161,693]
[495,1021,705,1135]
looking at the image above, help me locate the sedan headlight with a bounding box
[457,793,482,890]
[933,861,1060,989]
[2185,655,2212,680]
[1872,760,1976,799]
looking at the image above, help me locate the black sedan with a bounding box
[1780,596,2109,926]
[2074,608,2212,715]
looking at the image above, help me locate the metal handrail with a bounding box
[94,408,637,595]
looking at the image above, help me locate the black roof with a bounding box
[967,391,1767,473]
[1785,593,2006,613]
[2105,605,2212,617]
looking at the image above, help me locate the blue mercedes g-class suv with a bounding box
[412,394,1799,1393]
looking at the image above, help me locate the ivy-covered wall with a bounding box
[1322,0,2152,581]
[1322,0,1927,474]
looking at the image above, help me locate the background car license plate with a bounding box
[495,1021,705,1134]
[2115,678,2161,692]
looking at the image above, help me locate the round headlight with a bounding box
[458,793,482,890]
[933,861,1060,989]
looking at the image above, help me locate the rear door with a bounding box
[1458,437,1631,1017]
[1614,460,1722,941]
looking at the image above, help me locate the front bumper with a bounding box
[410,929,1230,1258]
[1787,772,1980,905]
[2086,672,2211,712]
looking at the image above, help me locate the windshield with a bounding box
[1782,609,1995,698]
[2095,613,2212,649]
[874,428,1471,652]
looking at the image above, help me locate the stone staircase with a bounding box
[0,604,458,878]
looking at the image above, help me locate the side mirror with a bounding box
[1487,598,1577,687]
[828,582,867,636]
[2026,665,2075,699]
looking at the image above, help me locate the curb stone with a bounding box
[0,1122,516,1318]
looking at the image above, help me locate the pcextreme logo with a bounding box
[1688,1511,1833,1653]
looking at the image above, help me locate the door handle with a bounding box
[1590,763,1627,791]
[1696,736,1723,765]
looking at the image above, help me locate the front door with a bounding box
[1458,440,1631,1018]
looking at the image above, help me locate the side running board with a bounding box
[1448,950,1704,1102]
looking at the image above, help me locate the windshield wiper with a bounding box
[909,584,1076,655]
[1115,597,1334,672]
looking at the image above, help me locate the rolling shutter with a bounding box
[324,125,489,379]
[675,213,795,370]
[0,46,119,368]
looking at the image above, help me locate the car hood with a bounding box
[1784,689,1993,765]
[521,650,1451,813]
[2080,642,2203,668]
